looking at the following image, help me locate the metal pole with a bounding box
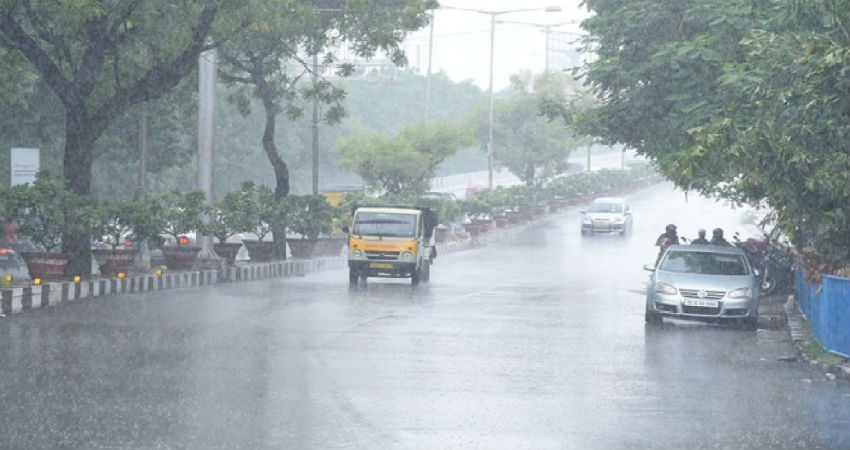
[312,52,319,195]
[544,25,550,72]
[586,145,591,171]
[487,13,495,190]
[424,11,434,121]
[196,47,221,268]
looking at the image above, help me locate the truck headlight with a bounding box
[654,282,677,295]
[401,251,414,261]
[727,288,752,298]
[352,250,363,258]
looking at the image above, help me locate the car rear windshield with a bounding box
[352,213,416,238]
[661,251,749,275]
[589,202,622,213]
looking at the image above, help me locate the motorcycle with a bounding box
[733,230,793,295]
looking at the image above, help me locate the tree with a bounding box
[0,0,247,276]
[338,121,469,194]
[471,71,588,186]
[577,0,850,267]
[217,0,435,258]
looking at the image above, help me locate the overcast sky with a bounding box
[402,0,591,91]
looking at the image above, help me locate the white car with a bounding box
[580,197,633,235]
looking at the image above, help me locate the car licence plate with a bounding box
[683,299,719,308]
[369,263,393,269]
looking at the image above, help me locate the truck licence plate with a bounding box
[369,263,393,269]
[683,299,719,308]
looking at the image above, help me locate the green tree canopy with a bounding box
[577,0,849,267]
[338,121,470,194]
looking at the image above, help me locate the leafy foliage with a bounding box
[338,121,470,194]
[577,0,850,267]
[285,195,335,241]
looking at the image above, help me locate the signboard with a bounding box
[10,147,39,186]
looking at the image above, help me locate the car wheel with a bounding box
[742,316,758,331]
[645,310,662,325]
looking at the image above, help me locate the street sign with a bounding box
[10,147,39,186]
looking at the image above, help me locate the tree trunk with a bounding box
[525,163,535,187]
[62,111,96,278]
[254,63,290,260]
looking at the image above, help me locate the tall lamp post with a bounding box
[494,20,580,72]
[440,6,561,190]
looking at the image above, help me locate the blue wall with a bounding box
[795,272,850,358]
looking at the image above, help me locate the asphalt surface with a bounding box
[0,183,847,450]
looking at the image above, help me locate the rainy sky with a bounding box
[403,0,589,91]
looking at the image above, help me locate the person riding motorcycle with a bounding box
[691,229,709,245]
[710,228,732,246]
[655,224,680,266]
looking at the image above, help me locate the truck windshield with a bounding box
[353,213,416,238]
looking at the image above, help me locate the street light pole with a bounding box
[440,6,562,190]
[425,10,435,122]
[487,13,495,190]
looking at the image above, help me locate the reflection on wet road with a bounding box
[0,183,846,449]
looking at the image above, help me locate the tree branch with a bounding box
[0,10,76,107]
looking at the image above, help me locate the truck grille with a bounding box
[365,251,400,260]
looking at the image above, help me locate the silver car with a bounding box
[580,197,633,235]
[644,245,760,329]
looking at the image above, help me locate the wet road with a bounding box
[0,183,847,450]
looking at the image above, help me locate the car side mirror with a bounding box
[341,225,349,234]
[643,264,655,271]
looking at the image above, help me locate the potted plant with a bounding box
[233,182,283,262]
[158,190,208,271]
[92,200,157,277]
[2,172,98,280]
[210,192,244,265]
[286,195,334,259]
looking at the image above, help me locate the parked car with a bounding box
[580,197,633,235]
[644,244,760,329]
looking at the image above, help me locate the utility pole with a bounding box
[195,47,221,270]
[312,52,319,195]
[424,10,435,121]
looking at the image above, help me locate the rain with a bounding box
[0,1,847,449]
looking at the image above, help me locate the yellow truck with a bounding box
[344,205,437,286]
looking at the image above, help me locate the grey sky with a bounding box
[402,0,590,91]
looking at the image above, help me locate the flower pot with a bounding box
[506,211,521,224]
[242,240,276,262]
[315,237,346,257]
[21,252,71,281]
[434,225,451,243]
[288,239,316,259]
[91,249,137,277]
[463,222,482,236]
[161,246,201,271]
[474,218,493,232]
[494,215,508,228]
[214,242,243,266]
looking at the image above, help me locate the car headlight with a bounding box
[352,249,363,258]
[401,251,414,261]
[613,216,624,223]
[654,282,677,295]
[727,288,752,298]
[582,217,592,224]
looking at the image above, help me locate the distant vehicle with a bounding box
[580,197,633,235]
[644,244,760,329]
[421,191,458,201]
[344,205,437,286]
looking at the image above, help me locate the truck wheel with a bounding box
[421,260,430,283]
[411,268,421,286]
[349,268,359,286]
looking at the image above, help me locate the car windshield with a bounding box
[589,202,622,213]
[661,251,749,275]
[352,213,416,238]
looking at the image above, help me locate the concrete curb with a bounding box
[783,294,850,382]
[0,257,347,317]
